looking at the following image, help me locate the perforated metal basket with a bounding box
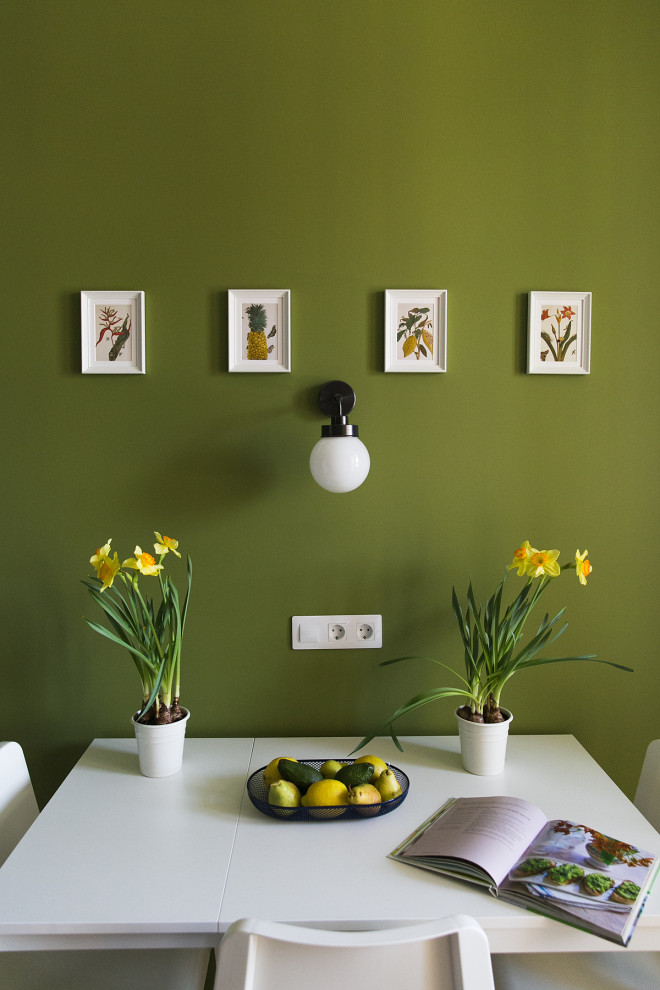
[246,758,409,821]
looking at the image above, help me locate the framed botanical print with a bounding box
[528,291,591,374]
[228,289,291,372]
[81,290,145,374]
[384,290,447,373]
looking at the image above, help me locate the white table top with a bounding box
[0,738,254,950]
[221,735,660,953]
[0,734,658,954]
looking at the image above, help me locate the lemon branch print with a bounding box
[398,307,433,360]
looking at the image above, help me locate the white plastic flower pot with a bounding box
[455,707,512,776]
[131,708,190,777]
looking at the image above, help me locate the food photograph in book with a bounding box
[500,820,655,942]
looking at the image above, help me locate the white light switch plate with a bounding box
[292,615,382,650]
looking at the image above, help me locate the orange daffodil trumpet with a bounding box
[154,532,181,557]
[509,540,533,576]
[97,553,121,591]
[575,549,592,586]
[90,540,112,571]
[509,542,560,579]
[82,531,193,726]
[353,539,632,753]
[527,548,561,578]
[90,540,121,592]
[123,547,164,577]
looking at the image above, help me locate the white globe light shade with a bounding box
[309,436,370,493]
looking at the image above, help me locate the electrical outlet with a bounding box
[292,615,382,650]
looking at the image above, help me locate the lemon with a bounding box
[301,778,349,818]
[263,756,297,789]
[354,754,388,781]
[320,759,346,779]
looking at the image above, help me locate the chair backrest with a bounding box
[634,739,660,831]
[0,741,40,867]
[214,915,494,990]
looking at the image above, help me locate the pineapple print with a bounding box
[246,303,269,360]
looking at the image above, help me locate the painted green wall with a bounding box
[2,0,658,804]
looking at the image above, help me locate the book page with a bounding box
[399,796,547,887]
[499,819,658,945]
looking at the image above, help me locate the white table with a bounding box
[0,734,658,955]
[0,738,254,950]
[220,735,660,953]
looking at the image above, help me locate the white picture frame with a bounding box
[81,290,145,374]
[228,289,291,372]
[385,290,447,373]
[527,291,591,375]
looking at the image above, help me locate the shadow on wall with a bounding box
[515,292,529,372]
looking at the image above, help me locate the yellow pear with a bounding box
[267,779,301,817]
[348,783,382,816]
[375,768,402,802]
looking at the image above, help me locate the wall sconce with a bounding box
[309,380,370,493]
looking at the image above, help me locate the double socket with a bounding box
[291,615,382,650]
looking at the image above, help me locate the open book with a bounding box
[390,796,658,946]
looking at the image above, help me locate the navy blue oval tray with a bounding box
[247,758,409,821]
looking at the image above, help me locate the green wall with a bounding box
[2,0,658,803]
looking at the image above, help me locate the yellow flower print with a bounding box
[508,540,535,576]
[575,549,592,586]
[527,548,561,578]
[154,532,181,557]
[97,553,120,591]
[90,540,112,573]
[123,547,163,577]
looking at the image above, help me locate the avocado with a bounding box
[278,759,323,794]
[336,762,374,788]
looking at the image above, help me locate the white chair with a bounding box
[492,739,660,990]
[213,915,495,990]
[635,739,660,830]
[0,741,39,868]
[0,741,211,990]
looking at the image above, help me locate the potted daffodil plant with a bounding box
[353,541,632,775]
[84,532,192,777]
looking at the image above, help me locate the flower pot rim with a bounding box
[455,706,513,724]
[131,706,190,727]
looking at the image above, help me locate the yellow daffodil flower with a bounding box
[527,548,561,578]
[154,532,181,557]
[97,552,120,591]
[575,549,592,586]
[123,547,163,577]
[90,540,112,573]
[508,540,535,576]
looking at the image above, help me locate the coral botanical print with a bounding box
[539,305,578,362]
[95,303,133,362]
[243,303,277,360]
[397,305,434,360]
